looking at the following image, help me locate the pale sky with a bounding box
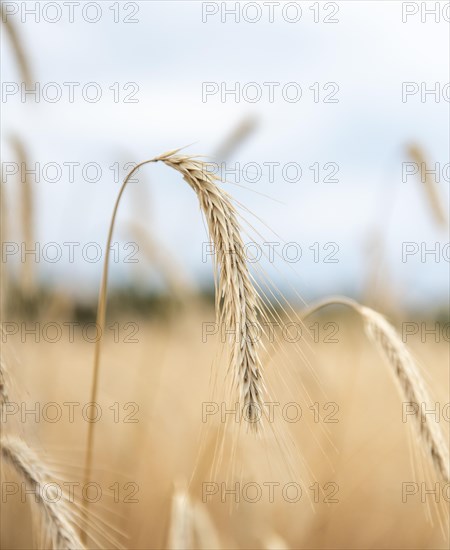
[1,1,449,308]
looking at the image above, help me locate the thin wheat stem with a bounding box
[81,159,153,542]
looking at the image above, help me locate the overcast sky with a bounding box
[1,1,449,308]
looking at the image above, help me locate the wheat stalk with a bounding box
[2,5,35,308]
[0,356,8,404]
[1,4,33,87]
[167,486,221,550]
[213,114,258,162]
[10,135,36,300]
[263,533,289,550]
[0,177,9,319]
[1,436,85,550]
[302,296,450,483]
[407,144,448,229]
[166,488,194,550]
[126,219,196,300]
[82,148,266,540]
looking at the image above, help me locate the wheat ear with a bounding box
[302,296,450,483]
[167,488,194,550]
[167,486,221,550]
[1,4,33,87]
[407,144,448,229]
[1,437,85,550]
[213,114,258,162]
[157,151,265,422]
[83,148,265,539]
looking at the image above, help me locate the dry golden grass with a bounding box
[2,146,448,548]
[2,7,448,549]
[1,307,449,549]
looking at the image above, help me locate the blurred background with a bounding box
[1,2,449,549]
[1,0,448,311]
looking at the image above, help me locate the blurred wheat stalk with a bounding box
[167,485,221,549]
[1,4,33,87]
[407,144,448,229]
[363,143,449,312]
[1,7,36,307]
[12,136,36,300]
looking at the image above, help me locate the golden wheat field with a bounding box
[1,308,449,549]
[1,1,449,549]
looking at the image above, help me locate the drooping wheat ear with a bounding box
[407,144,448,229]
[156,151,265,424]
[302,296,450,483]
[1,437,85,550]
[360,304,450,482]
[83,148,265,541]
